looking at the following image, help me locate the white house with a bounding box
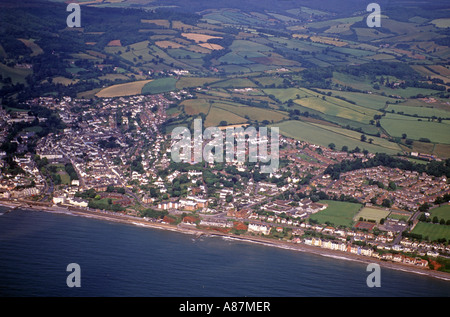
[248,223,271,235]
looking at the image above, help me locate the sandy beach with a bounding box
[1,198,450,283]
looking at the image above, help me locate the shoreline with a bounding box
[1,199,450,283]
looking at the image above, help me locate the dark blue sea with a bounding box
[0,207,449,297]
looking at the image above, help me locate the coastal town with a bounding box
[1,92,450,274]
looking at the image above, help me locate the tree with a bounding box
[328,143,336,150]
[419,203,430,212]
[432,216,439,224]
[435,196,444,205]
[382,199,391,208]
[419,213,427,222]
[360,134,367,142]
[388,181,397,191]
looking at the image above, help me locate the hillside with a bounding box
[1,0,449,157]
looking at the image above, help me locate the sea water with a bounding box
[0,208,449,297]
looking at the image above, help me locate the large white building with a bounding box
[248,223,271,235]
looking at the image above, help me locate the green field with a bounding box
[253,76,286,87]
[381,113,450,144]
[307,15,365,29]
[412,222,450,242]
[269,37,324,53]
[0,63,33,85]
[204,106,247,127]
[141,77,177,94]
[294,95,381,124]
[182,98,211,115]
[230,40,273,53]
[385,104,450,119]
[166,48,205,59]
[274,120,402,154]
[213,101,288,122]
[431,18,450,28]
[388,211,411,222]
[263,88,317,102]
[210,77,257,88]
[353,28,393,42]
[218,64,254,74]
[51,163,71,185]
[318,89,400,111]
[176,77,220,89]
[429,204,450,222]
[218,52,254,65]
[354,207,391,223]
[104,40,155,65]
[308,200,363,227]
[95,79,153,98]
[332,72,443,98]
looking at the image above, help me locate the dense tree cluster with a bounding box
[338,61,423,81]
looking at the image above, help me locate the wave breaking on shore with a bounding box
[2,201,450,283]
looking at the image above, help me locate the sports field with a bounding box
[411,222,450,242]
[354,207,391,223]
[388,211,411,222]
[308,200,362,227]
[429,204,450,222]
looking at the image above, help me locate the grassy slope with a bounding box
[274,120,402,154]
